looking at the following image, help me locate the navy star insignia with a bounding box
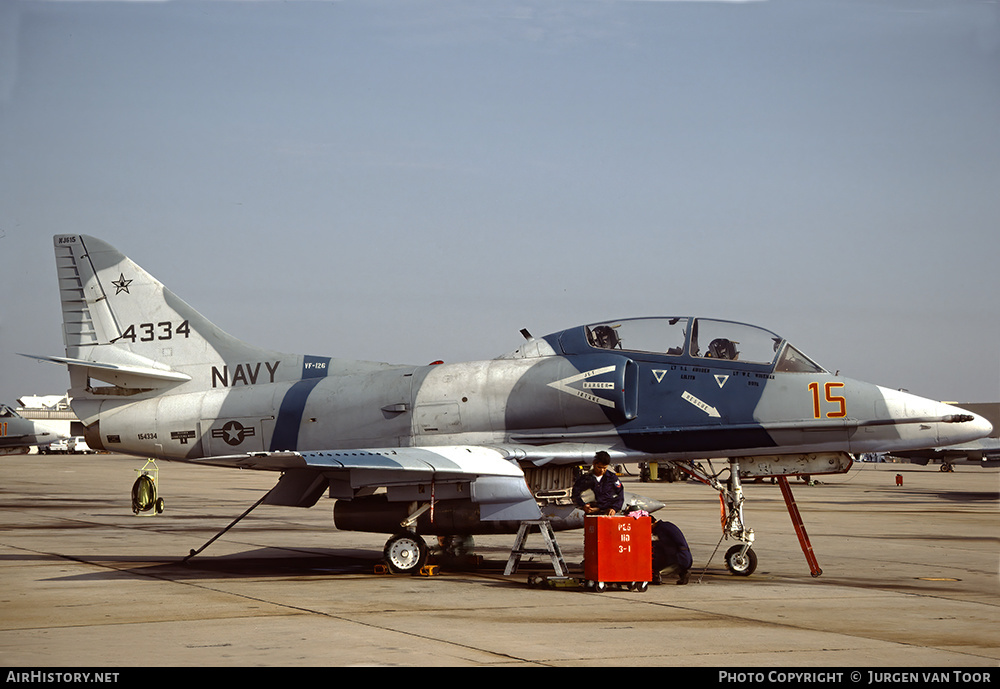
[212,421,256,446]
[111,273,132,295]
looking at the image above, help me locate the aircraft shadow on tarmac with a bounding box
[26,545,742,591]
[25,547,593,583]
[921,490,998,502]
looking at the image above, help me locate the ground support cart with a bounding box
[583,515,652,592]
[131,459,164,516]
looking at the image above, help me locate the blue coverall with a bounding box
[572,472,625,514]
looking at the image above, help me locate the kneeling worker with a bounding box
[572,451,624,516]
[651,516,692,585]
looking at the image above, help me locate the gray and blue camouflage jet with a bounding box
[0,404,66,455]
[27,235,992,575]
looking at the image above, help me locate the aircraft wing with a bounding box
[184,445,541,521]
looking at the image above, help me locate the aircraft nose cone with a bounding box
[31,422,64,444]
[938,405,993,446]
[964,412,993,439]
[873,387,994,453]
[39,422,64,438]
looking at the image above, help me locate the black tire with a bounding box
[383,533,428,574]
[725,545,758,576]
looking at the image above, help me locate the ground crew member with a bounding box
[572,451,624,516]
[651,516,692,585]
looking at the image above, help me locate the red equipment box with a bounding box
[584,515,652,585]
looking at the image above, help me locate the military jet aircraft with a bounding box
[0,404,67,456]
[26,235,992,576]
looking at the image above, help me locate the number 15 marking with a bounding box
[809,382,847,419]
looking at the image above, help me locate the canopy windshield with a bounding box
[690,318,780,365]
[0,405,22,418]
[586,317,690,356]
[584,317,826,372]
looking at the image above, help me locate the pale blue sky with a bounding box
[2,0,998,406]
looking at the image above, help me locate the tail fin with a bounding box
[37,234,284,403]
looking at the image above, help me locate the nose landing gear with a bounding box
[678,458,757,576]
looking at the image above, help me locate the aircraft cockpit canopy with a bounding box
[0,405,22,418]
[582,317,826,373]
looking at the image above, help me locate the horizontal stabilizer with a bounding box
[21,354,191,388]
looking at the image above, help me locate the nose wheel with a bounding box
[383,533,429,574]
[725,544,758,576]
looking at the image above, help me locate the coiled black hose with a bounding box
[131,474,157,514]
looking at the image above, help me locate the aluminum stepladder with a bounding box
[504,519,567,577]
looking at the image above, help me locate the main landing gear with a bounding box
[381,501,433,574]
[383,532,429,574]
